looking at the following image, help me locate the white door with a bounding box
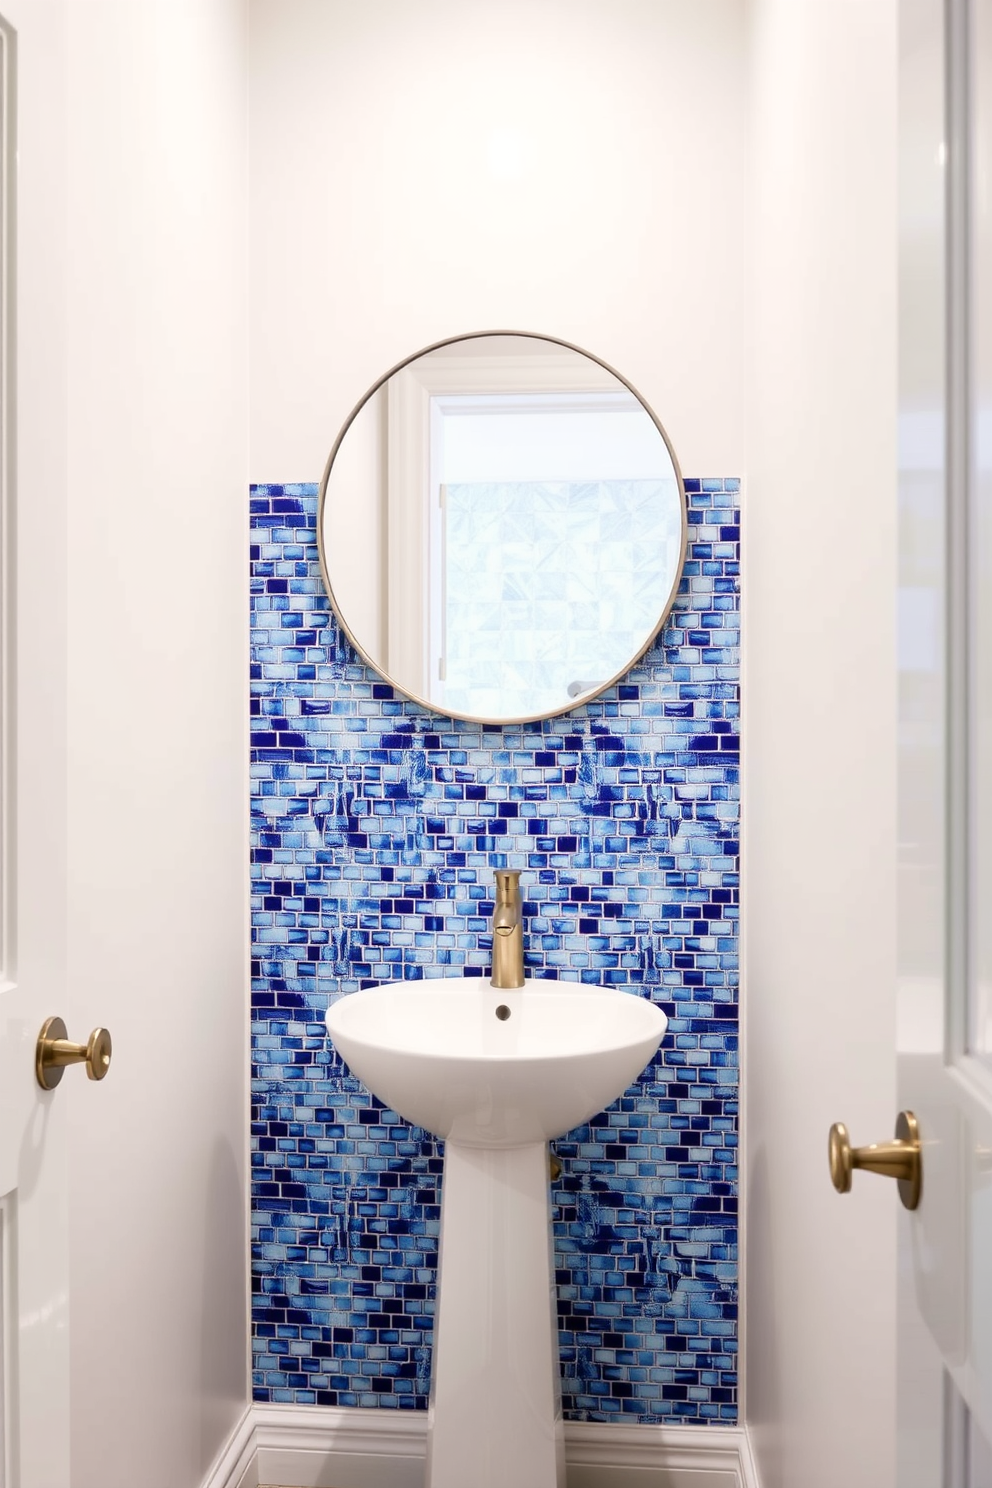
[0,2,76,1483]
[894,0,992,1480]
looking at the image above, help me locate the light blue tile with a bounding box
[251,481,739,1423]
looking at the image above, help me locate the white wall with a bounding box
[61,4,250,1485]
[744,3,898,1486]
[325,384,386,660]
[251,8,902,1484]
[249,0,749,484]
[4,2,72,1481]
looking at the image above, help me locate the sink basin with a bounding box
[325,976,667,1146]
[325,976,667,1488]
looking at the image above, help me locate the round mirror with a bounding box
[318,332,686,724]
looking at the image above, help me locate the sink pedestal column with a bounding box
[426,1139,566,1488]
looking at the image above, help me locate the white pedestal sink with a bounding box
[325,977,667,1488]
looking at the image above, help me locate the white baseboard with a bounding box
[566,1419,753,1486]
[206,1403,760,1488]
[254,1404,424,1488]
[200,1403,258,1488]
[735,1423,761,1488]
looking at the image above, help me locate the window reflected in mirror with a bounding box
[319,333,686,724]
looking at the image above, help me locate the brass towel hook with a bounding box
[36,1016,113,1091]
[828,1109,921,1211]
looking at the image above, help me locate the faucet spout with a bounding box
[493,903,518,935]
[491,870,525,989]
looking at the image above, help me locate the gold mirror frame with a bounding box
[316,330,688,726]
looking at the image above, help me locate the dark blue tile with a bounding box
[249,480,739,1424]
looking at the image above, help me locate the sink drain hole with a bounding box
[495,1004,511,1021]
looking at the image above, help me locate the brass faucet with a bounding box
[491,869,525,989]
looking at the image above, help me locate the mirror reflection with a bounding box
[318,333,686,723]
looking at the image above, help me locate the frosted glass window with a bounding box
[441,478,681,720]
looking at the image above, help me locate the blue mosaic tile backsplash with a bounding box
[251,479,740,1424]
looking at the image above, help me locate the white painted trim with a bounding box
[567,1419,751,1477]
[406,350,622,398]
[736,1424,762,1488]
[200,1403,258,1488]
[0,17,12,984]
[432,390,634,417]
[385,368,430,692]
[254,1402,425,1458]
[204,1404,761,1488]
[254,1404,422,1488]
